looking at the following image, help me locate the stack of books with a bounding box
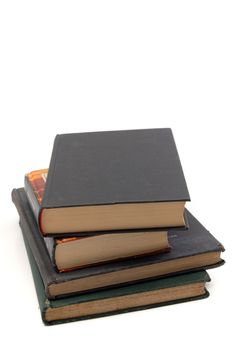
[12,128,224,325]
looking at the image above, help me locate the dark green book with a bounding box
[22,227,210,325]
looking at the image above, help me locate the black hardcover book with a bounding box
[12,188,224,299]
[26,129,190,235]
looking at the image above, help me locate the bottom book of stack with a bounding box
[23,229,210,325]
[12,188,225,325]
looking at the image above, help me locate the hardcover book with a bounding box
[24,129,190,235]
[26,168,171,271]
[22,229,210,325]
[46,232,170,272]
[12,188,224,298]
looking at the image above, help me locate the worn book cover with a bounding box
[22,228,210,325]
[12,188,224,299]
[25,129,190,234]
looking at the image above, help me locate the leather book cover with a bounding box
[12,188,224,299]
[22,229,210,325]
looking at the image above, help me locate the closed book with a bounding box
[22,229,210,325]
[12,188,224,298]
[46,232,170,272]
[25,168,171,271]
[25,129,190,235]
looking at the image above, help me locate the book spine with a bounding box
[44,237,57,270]
[24,175,41,222]
[23,177,57,266]
[11,189,56,299]
[19,221,49,323]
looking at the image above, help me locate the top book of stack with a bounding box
[25,128,190,236]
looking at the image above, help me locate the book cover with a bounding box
[12,188,224,299]
[27,129,190,234]
[44,129,190,207]
[22,229,210,325]
[24,167,189,237]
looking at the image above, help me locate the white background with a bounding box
[0,1,233,349]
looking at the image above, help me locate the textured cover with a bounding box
[25,169,189,237]
[22,229,210,325]
[42,129,190,209]
[12,188,224,299]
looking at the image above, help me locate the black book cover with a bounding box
[12,188,224,299]
[24,170,189,237]
[43,129,190,209]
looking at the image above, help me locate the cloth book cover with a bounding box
[24,166,189,236]
[12,188,224,299]
[25,129,190,234]
[22,228,210,325]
